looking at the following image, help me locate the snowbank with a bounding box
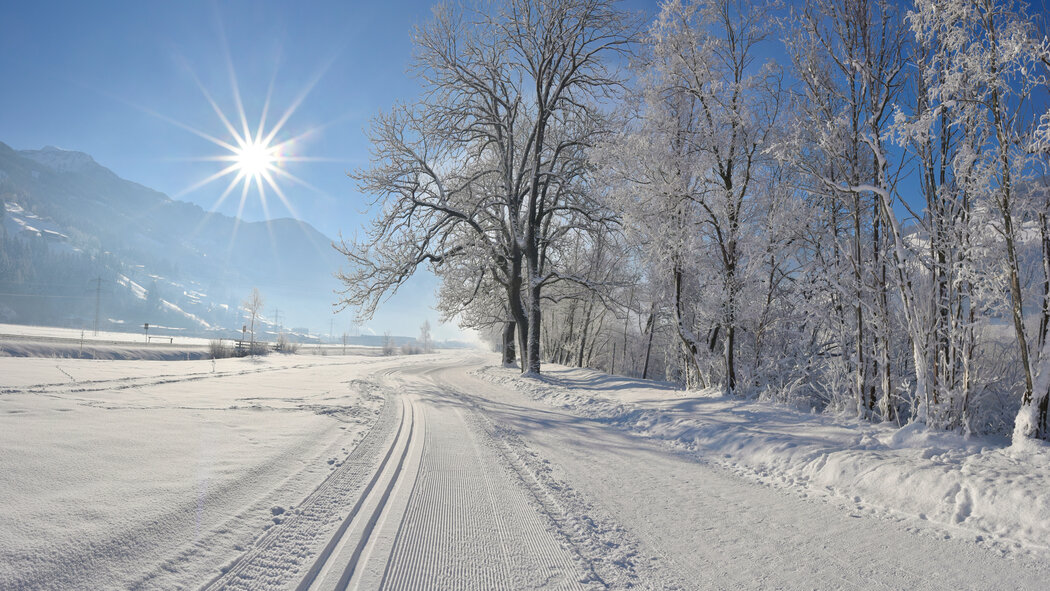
[0,323,216,360]
[477,364,1050,556]
[0,340,211,360]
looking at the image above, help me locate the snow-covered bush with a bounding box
[208,339,232,359]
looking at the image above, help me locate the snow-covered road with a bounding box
[3,352,1049,589]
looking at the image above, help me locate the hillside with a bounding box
[0,142,346,336]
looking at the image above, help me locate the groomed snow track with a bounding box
[299,394,419,591]
[203,365,589,591]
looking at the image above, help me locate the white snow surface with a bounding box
[0,323,211,345]
[476,363,1050,559]
[0,323,215,360]
[4,350,1050,589]
[2,201,77,254]
[160,298,213,329]
[0,354,406,589]
[116,274,148,300]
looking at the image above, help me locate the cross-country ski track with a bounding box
[3,352,1050,589]
[206,365,590,590]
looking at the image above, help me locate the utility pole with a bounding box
[93,276,102,336]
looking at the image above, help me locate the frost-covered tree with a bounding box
[777,0,921,421]
[539,229,634,369]
[598,0,784,392]
[243,287,264,356]
[906,0,1048,440]
[419,320,433,354]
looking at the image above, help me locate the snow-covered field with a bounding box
[0,323,383,360]
[3,349,1050,589]
[0,353,415,589]
[0,323,212,346]
[0,322,213,360]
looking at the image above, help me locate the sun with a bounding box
[162,74,333,227]
[159,55,333,224]
[234,136,278,180]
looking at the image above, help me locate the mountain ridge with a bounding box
[0,141,346,336]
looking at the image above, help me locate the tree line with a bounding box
[336,0,1050,442]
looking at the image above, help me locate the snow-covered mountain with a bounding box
[0,142,345,336]
[20,145,99,174]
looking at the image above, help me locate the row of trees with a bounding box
[337,0,1050,441]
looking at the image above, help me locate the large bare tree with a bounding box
[337,0,636,374]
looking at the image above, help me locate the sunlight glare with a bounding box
[161,47,340,228]
[235,137,277,179]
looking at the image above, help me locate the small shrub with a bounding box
[275,333,300,354]
[382,332,396,356]
[248,341,270,357]
[209,339,232,359]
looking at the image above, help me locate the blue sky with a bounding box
[0,1,434,237]
[0,1,439,338]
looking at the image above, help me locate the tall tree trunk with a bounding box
[999,145,1033,409]
[506,273,529,373]
[560,301,578,365]
[852,196,867,417]
[1039,212,1050,353]
[872,201,885,417]
[527,283,542,374]
[502,244,530,373]
[673,262,704,388]
[523,234,543,374]
[866,135,931,425]
[622,291,633,376]
[724,322,736,394]
[577,292,596,367]
[878,254,893,422]
[642,310,655,380]
[502,321,517,367]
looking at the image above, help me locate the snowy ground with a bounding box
[0,353,428,589]
[476,364,1050,558]
[0,323,213,360]
[3,350,1050,589]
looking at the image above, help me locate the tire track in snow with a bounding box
[435,366,688,590]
